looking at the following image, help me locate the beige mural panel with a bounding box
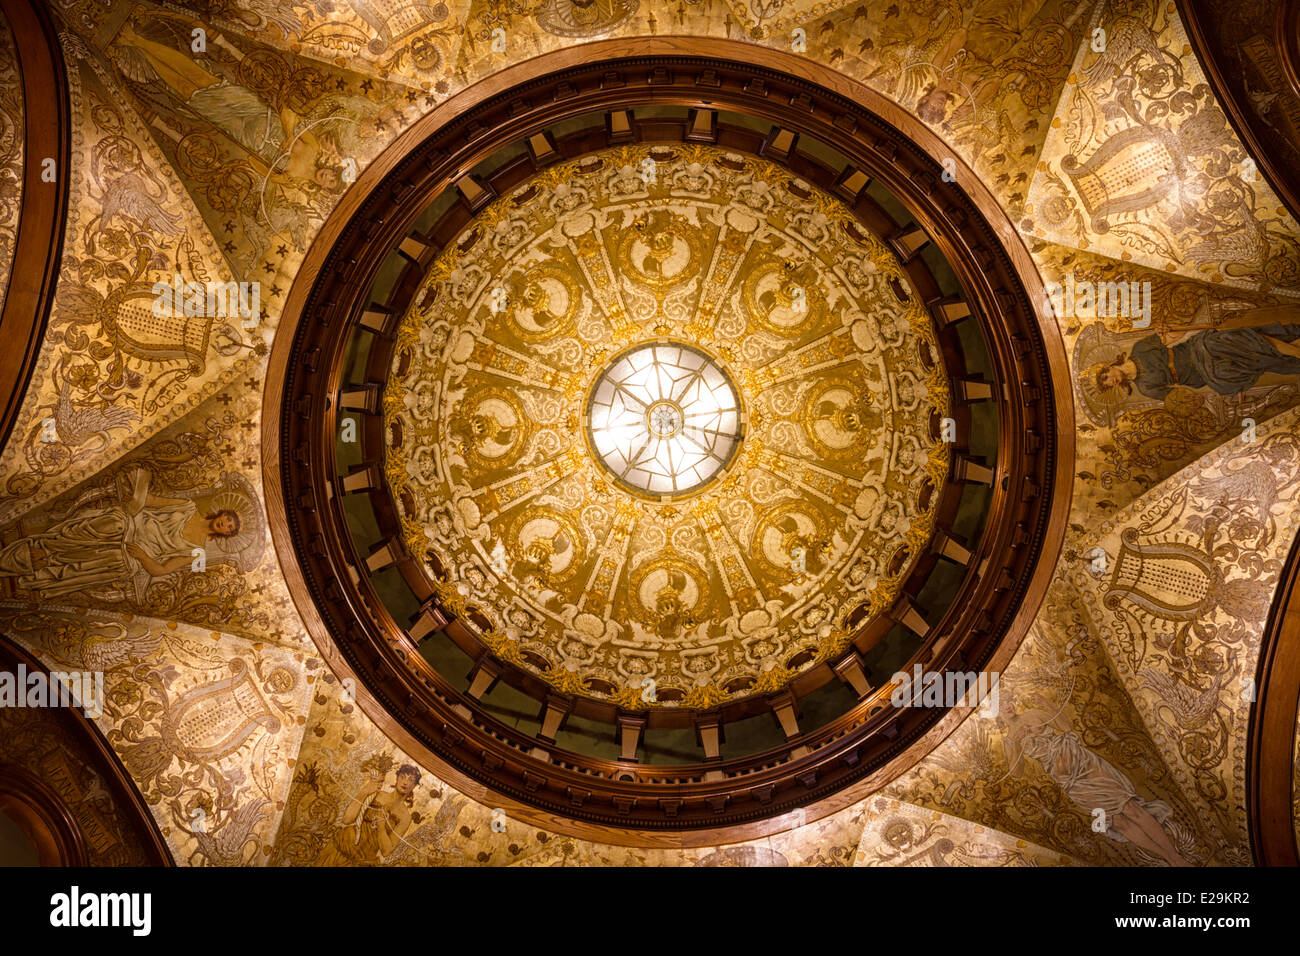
[1073,403,1300,856]
[511,798,870,866]
[455,0,737,84]
[0,44,245,522]
[888,617,1221,865]
[1032,240,1300,510]
[853,797,1072,866]
[80,3,414,280]
[0,604,316,865]
[1023,0,1300,293]
[0,357,301,645]
[794,0,1090,217]
[0,4,419,524]
[123,0,476,94]
[270,679,562,866]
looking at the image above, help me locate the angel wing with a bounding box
[108,45,160,85]
[893,61,944,113]
[97,170,185,237]
[925,720,1002,796]
[79,624,163,673]
[383,795,470,866]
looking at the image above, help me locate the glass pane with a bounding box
[587,343,741,497]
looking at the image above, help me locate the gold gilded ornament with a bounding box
[448,386,533,471]
[384,144,951,707]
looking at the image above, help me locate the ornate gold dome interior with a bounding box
[0,0,1298,871]
[384,144,949,709]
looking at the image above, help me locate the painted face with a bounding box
[917,87,952,124]
[212,513,237,536]
[395,773,417,796]
[1101,365,1127,388]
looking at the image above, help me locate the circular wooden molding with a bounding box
[0,0,71,451]
[1248,525,1300,866]
[0,764,88,866]
[264,39,1073,844]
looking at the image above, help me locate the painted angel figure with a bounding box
[315,764,422,866]
[1001,692,1191,867]
[0,468,264,603]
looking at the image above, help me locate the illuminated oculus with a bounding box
[586,343,742,497]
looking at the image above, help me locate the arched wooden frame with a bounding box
[1248,527,1300,866]
[1178,0,1300,222]
[265,39,1074,845]
[342,112,992,729]
[0,0,70,451]
[0,764,88,866]
[0,637,174,866]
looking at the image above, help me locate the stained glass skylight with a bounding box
[586,342,742,497]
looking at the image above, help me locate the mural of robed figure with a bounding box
[1096,323,1300,400]
[0,468,262,603]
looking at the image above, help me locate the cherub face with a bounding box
[916,87,953,124]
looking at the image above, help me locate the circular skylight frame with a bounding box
[585,341,744,499]
[271,47,1066,836]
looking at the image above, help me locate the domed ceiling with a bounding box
[385,144,949,709]
[0,0,1297,868]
